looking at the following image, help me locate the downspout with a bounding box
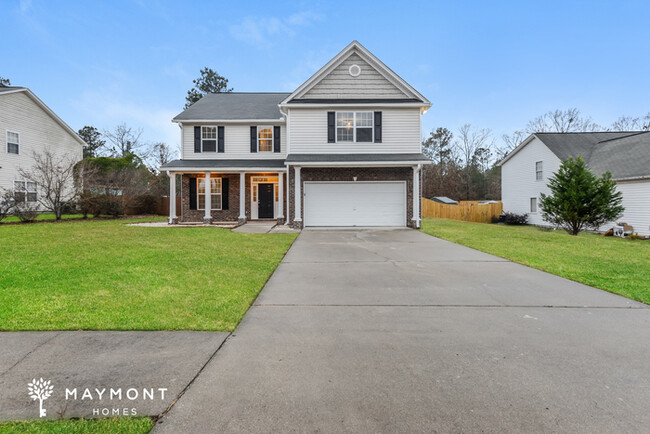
[279,105,291,225]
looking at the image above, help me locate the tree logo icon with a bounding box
[28,378,54,417]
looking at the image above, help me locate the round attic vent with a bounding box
[349,64,361,77]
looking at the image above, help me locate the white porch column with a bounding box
[167,171,177,224]
[204,171,212,223]
[412,165,421,228]
[239,172,246,222]
[294,166,302,224]
[277,171,284,220]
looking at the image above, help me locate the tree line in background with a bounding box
[422,108,650,201]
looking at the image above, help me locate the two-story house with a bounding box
[161,41,431,228]
[0,85,85,208]
[500,131,650,236]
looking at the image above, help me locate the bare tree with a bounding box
[500,130,527,157]
[148,142,175,171]
[103,123,146,158]
[526,108,600,133]
[0,189,15,222]
[610,114,650,131]
[456,124,493,200]
[18,150,78,220]
[456,124,493,166]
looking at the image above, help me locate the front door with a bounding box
[258,183,274,219]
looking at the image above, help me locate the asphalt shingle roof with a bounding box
[173,92,290,121]
[535,131,650,180]
[0,86,26,93]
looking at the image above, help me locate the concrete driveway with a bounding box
[155,229,650,433]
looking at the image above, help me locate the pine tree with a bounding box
[540,157,624,235]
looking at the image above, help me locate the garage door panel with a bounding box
[304,182,406,227]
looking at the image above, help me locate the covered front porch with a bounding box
[162,160,287,225]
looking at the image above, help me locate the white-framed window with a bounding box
[197,176,222,210]
[7,131,19,154]
[258,127,273,152]
[14,180,37,203]
[530,197,537,213]
[336,112,373,143]
[201,126,217,152]
[535,161,543,181]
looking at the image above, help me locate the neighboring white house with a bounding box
[161,41,431,228]
[0,85,85,209]
[500,131,650,236]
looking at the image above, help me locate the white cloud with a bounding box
[19,0,32,12]
[229,10,322,48]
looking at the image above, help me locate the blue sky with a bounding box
[4,0,650,153]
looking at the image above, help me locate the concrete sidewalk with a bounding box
[0,331,228,420]
[154,229,650,433]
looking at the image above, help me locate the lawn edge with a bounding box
[419,221,650,307]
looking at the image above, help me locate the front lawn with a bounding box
[0,417,152,433]
[0,218,297,331]
[2,213,89,223]
[421,218,650,304]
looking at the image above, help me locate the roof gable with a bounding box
[0,87,86,147]
[301,52,411,100]
[500,131,650,180]
[282,41,430,106]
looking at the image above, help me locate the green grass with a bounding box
[0,218,297,331]
[2,213,89,223]
[421,218,650,304]
[0,418,152,434]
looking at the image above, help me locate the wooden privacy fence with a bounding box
[421,198,503,223]
[154,196,181,216]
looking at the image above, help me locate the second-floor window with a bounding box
[202,127,217,152]
[535,161,543,181]
[336,112,373,143]
[7,131,19,154]
[258,127,273,152]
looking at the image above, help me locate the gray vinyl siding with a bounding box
[301,53,410,100]
[181,123,286,160]
[501,137,562,227]
[0,91,83,204]
[289,108,421,154]
[605,180,650,236]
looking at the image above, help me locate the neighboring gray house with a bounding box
[0,85,85,207]
[500,131,650,235]
[161,41,431,228]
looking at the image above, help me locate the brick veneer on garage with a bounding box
[287,167,419,229]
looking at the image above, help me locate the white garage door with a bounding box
[304,182,406,227]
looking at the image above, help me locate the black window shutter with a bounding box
[194,126,201,152]
[374,112,382,143]
[273,126,281,153]
[189,177,197,210]
[250,126,257,153]
[218,126,225,153]
[327,112,335,143]
[222,177,229,210]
